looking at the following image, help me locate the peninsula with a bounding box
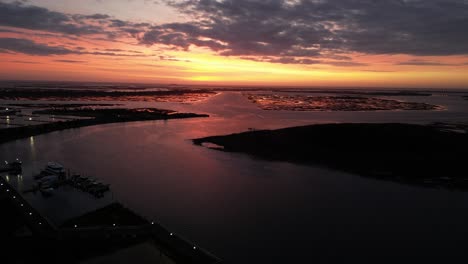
[194,123,468,190]
[0,107,208,144]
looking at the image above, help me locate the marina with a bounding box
[29,162,111,198]
[0,161,221,264]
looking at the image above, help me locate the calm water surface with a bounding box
[1,92,468,263]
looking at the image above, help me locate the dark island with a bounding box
[194,123,468,190]
[0,107,208,144]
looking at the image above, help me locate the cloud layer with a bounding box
[143,0,468,59]
[1,0,468,65]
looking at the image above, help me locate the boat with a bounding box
[39,175,59,185]
[40,187,54,197]
[44,162,65,175]
[1,159,22,173]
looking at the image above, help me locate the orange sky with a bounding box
[1,1,468,88]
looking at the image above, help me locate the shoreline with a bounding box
[0,108,208,145]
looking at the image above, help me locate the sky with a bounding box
[0,0,468,88]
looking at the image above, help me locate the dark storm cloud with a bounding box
[145,0,468,58]
[0,1,103,35]
[0,38,78,55]
[0,37,152,57]
[2,0,468,65]
[0,1,149,37]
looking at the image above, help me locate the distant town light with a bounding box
[39,222,42,225]
[6,189,9,192]
[29,212,32,215]
[29,117,32,121]
[193,246,197,250]
[113,224,116,227]
[151,221,154,225]
[170,233,173,236]
[74,225,78,228]
[20,204,23,207]
[12,196,15,199]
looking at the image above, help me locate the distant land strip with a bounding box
[0,108,208,145]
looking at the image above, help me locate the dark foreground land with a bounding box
[1,175,220,264]
[194,123,468,190]
[0,108,208,144]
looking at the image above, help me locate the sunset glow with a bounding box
[1,0,468,88]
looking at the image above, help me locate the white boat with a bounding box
[39,175,59,185]
[44,162,65,176]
